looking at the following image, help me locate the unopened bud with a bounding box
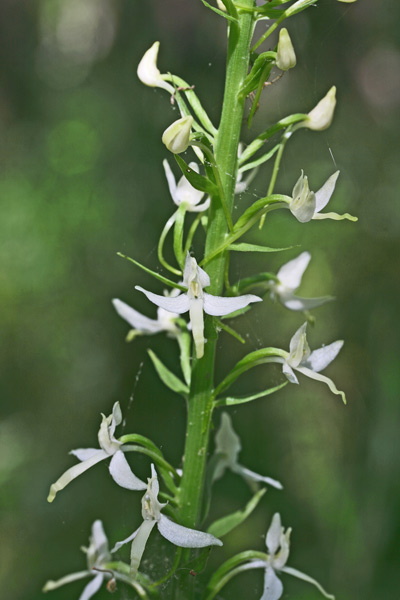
[216,0,226,10]
[337,0,357,3]
[276,28,296,71]
[137,41,173,93]
[305,86,336,131]
[162,116,193,154]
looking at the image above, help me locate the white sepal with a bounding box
[260,565,284,600]
[315,171,340,212]
[303,340,344,373]
[79,574,104,600]
[135,287,190,314]
[266,513,282,555]
[203,293,262,316]
[157,514,223,548]
[277,252,311,290]
[109,451,146,491]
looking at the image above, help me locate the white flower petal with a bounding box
[175,163,205,207]
[315,171,339,212]
[266,513,282,555]
[303,340,343,372]
[109,451,146,491]
[157,514,223,548]
[260,565,284,600]
[188,197,210,212]
[280,566,335,599]
[189,297,205,359]
[70,448,103,462]
[43,571,90,592]
[137,41,173,93]
[282,362,299,384]
[111,526,141,553]
[130,520,157,578]
[90,520,109,561]
[279,293,334,312]
[295,366,346,403]
[203,292,262,317]
[47,451,109,502]
[112,299,164,334]
[288,322,310,367]
[163,159,177,203]
[135,286,190,314]
[79,574,104,600]
[277,252,311,291]
[233,464,283,490]
[215,413,241,467]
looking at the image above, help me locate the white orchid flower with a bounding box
[163,159,210,213]
[290,170,357,223]
[136,254,262,359]
[213,413,283,490]
[112,297,180,340]
[269,251,333,312]
[44,520,112,600]
[271,322,346,402]
[137,41,174,93]
[47,402,146,502]
[112,465,222,578]
[305,86,336,131]
[249,513,335,600]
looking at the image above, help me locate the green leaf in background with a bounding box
[214,381,288,407]
[229,242,294,253]
[148,350,189,396]
[207,488,266,538]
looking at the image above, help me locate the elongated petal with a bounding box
[282,362,299,384]
[295,366,346,403]
[203,292,262,317]
[189,297,205,359]
[315,171,339,212]
[109,451,146,491]
[158,514,223,548]
[91,520,110,561]
[189,197,211,213]
[280,566,335,599]
[135,286,190,314]
[279,293,334,312]
[43,571,90,592]
[163,159,177,203]
[130,520,157,578]
[260,565,283,600]
[79,574,104,600]
[70,448,103,462]
[312,211,357,221]
[47,451,108,502]
[233,464,283,490]
[111,527,140,553]
[112,299,163,334]
[303,340,343,372]
[266,513,282,555]
[277,252,311,291]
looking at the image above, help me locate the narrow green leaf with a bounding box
[233,195,289,231]
[214,347,287,396]
[219,0,239,19]
[207,488,266,538]
[148,350,189,396]
[174,155,218,195]
[117,253,187,291]
[214,317,246,344]
[239,143,280,173]
[239,52,276,97]
[214,381,288,407]
[200,0,239,23]
[229,242,294,253]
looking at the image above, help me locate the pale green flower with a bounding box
[47,402,146,502]
[269,251,333,311]
[276,28,296,71]
[137,41,174,93]
[112,465,222,578]
[305,86,336,131]
[136,254,262,358]
[290,170,357,222]
[213,413,283,490]
[249,513,335,600]
[162,115,193,154]
[43,521,112,600]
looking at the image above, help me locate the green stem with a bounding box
[174,2,257,595]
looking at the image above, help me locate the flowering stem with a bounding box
[175,2,257,594]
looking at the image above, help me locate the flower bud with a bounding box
[216,0,226,9]
[137,41,173,93]
[337,0,357,3]
[162,116,193,154]
[305,86,336,131]
[276,28,296,71]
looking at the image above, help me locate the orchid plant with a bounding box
[45,1,358,598]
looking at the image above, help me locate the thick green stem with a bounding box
[175,7,256,596]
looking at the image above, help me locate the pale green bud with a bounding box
[216,0,226,9]
[137,41,173,93]
[162,116,193,154]
[276,28,296,71]
[337,0,357,3]
[305,86,336,131]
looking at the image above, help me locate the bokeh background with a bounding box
[1,0,399,599]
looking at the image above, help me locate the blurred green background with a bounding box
[1,0,399,599]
